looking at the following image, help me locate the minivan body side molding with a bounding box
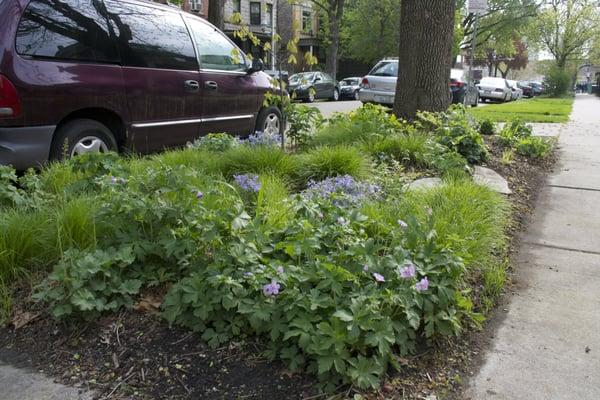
[132,114,254,129]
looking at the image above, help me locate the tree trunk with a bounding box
[326,0,345,79]
[393,0,456,120]
[208,0,225,30]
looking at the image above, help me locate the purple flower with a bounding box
[415,277,429,292]
[373,273,385,283]
[397,219,408,229]
[363,265,369,272]
[337,217,347,226]
[399,263,416,279]
[110,176,117,184]
[263,280,281,297]
[234,174,262,193]
[245,131,281,147]
[302,175,381,206]
[277,266,284,274]
[196,191,204,200]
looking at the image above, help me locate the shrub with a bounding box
[498,120,554,159]
[294,146,371,185]
[543,65,572,97]
[479,119,496,136]
[161,197,470,390]
[365,133,467,173]
[310,104,406,147]
[285,103,323,149]
[417,106,488,164]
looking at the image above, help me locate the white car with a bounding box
[507,80,523,101]
[477,77,512,103]
[358,58,398,106]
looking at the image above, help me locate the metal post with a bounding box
[467,13,479,103]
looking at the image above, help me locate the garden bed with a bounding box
[0,105,557,399]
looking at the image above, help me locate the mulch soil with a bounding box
[0,136,558,400]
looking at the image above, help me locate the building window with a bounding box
[232,0,241,13]
[302,10,312,34]
[190,0,201,12]
[266,3,273,27]
[250,2,261,25]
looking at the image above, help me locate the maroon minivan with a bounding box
[0,0,282,170]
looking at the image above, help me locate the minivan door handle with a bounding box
[204,81,218,90]
[184,80,200,92]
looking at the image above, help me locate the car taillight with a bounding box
[449,80,465,88]
[361,77,370,89]
[0,75,21,118]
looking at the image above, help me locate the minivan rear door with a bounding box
[104,0,202,153]
[185,17,259,136]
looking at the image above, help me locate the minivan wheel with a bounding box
[256,106,283,137]
[51,119,118,161]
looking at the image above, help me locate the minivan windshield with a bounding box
[369,61,398,77]
[289,72,315,84]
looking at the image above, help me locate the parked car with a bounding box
[0,0,281,171]
[529,81,545,96]
[507,80,523,101]
[360,59,475,107]
[359,58,398,106]
[339,77,362,100]
[518,81,534,98]
[264,70,289,87]
[477,77,512,102]
[450,68,479,107]
[288,72,339,103]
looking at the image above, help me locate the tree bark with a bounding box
[393,0,456,120]
[326,0,345,79]
[208,0,225,30]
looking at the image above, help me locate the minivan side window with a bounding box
[186,18,247,72]
[104,0,197,71]
[15,0,119,63]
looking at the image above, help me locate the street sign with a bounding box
[469,0,488,14]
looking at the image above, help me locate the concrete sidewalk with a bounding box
[466,94,600,399]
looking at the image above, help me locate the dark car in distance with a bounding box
[0,0,282,170]
[518,81,534,98]
[288,72,339,103]
[450,69,479,107]
[339,77,361,100]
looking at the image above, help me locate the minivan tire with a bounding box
[50,119,118,161]
[255,106,283,137]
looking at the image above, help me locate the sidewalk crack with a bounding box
[546,184,600,193]
[523,241,600,256]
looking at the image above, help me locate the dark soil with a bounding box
[0,137,558,400]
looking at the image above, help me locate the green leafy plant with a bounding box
[294,145,371,185]
[498,120,554,159]
[418,106,488,164]
[479,118,496,136]
[285,103,323,150]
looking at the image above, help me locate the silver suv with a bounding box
[358,58,398,106]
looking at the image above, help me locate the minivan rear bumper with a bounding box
[0,125,55,170]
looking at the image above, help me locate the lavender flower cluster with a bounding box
[303,175,380,205]
[234,174,262,193]
[245,131,281,147]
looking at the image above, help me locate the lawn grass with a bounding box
[469,97,574,123]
